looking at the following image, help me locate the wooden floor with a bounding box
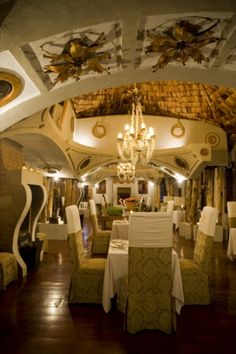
[1,222,236,354]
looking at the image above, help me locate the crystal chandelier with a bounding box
[117,162,135,183]
[117,87,156,165]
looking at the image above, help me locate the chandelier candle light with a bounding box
[117,162,136,183]
[117,87,156,165]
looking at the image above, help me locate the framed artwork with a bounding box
[138,180,148,194]
[96,180,106,194]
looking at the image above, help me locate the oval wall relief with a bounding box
[92,122,106,138]
[170,119,185,138]
[77,157,91,172]
[0,71,23,107]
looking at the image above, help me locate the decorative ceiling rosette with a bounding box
[40,33,111,84]
[22,21,122,89]
[136,12,233,70]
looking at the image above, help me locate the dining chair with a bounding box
[166,200,175,215]
[227,201,236,228]
[88,199,111,255]
[0,252,18,291]
[117,212,176,334]
[179,206,218,305]
[65,205,106,304]
[0,231,18,291]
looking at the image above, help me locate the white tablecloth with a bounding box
[173,210,186,230]
[102,240,184,314]
[227,228,236,261]
[110,220,129,240]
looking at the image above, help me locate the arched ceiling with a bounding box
[1,0,236,180]
[71,81,236,148]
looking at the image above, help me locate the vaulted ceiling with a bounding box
[1,0,236,180]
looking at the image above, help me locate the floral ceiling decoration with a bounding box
[40,33,111,84]
[136,12,233,70]
[145,19,220,70]
[224,47,236,71]
[22,21,122,89]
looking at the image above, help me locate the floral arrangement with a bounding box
[125,197,137,202]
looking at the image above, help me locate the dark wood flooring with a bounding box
[1,221,236,354]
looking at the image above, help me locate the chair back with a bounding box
[129,212,172,248]
[89,199,99,233]
[166,200,175,215]
[65,205,85,271]
[227,201,236,228]
[194,206,218,273]
[127,212,174,334]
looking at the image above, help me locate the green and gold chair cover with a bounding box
[89,199,110,255]
[227,201,236,228]
[179,206,218,305]
[66,205,106,304]
[0,252,18,291]
[117,212,176,334]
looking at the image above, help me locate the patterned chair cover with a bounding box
[0,252,18,291]
[89,199,111,255]
[66,205,106,304]
[227,201,236,228]
[117,212,176,334]
[179,206,218,305]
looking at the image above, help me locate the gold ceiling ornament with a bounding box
[117,86,156,165]
[92,121,106,138]
[117,162,136,183]
[205,132,220,147]
[0,71,23,107]
[171,118,185,138]
[40,33,111,84]
[145,18,220,71]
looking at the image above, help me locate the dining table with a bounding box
[102,239,184,314]
[227,228,236,261]
[172,210,186,230]
[110,219,129,240]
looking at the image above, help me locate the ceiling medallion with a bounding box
[205,132,220,147]
[171,119,185,138]
[92,121,106,138]
[0,71,23,107]
[145,18,220,71]
[41,33,111,84]
[200,148,210,156]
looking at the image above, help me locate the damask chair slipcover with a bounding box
[0,252,18,291]
[117,212,176,335]
[179,206,218,305]
[66,205,106,304]
[88,199,111,255]
[227,201,236,228]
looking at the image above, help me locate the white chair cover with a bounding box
[89,199,97,216]
[163,196,174,203]
[198,206,218,237]
[65,205,82,233]
[129,212,172,248]
[146,196,151,207]
[166,200,175,215]
[227,201,236,217]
